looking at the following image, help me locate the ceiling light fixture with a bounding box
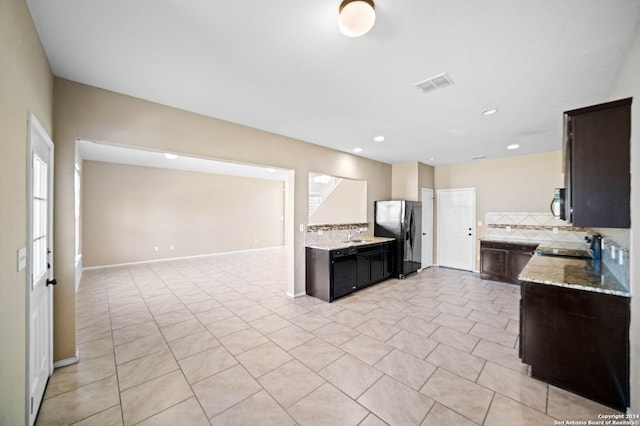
[353,147,363,153]
[374,135,385,142]
[164,153,178,160]
[338,0,375,38]
[507,144,520,150]
[481,108,498,116]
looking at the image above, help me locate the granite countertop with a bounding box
[518,255,629,297]
[480,238,591,258]
[306,236,396,251]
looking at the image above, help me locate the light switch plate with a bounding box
[18,247,27,271]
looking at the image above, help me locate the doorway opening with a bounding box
[75,139,295,296]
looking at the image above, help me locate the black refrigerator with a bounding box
[374,200,422,278]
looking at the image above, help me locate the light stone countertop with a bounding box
[305,237,396,251]
[518,255,629,297]
[480,238,591,258]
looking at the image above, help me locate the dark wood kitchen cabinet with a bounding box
[520,280,630,411]
[306,242,393,302]
[564,98,632,228]
[480,240,537,284]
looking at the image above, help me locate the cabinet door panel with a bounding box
[521,282,555,377]
[568,100,630,228]
[357,254,371,287]
[507,251,532,283]
[480,248,507,281]
[370,250,385,283]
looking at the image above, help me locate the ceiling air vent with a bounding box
[415,72,454,94]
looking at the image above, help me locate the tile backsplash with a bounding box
[305,223,371,246]
[485,212,587,243]
[486,212,629,291]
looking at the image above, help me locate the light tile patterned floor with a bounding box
[36,248,621,425]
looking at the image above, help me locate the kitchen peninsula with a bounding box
[519,255,630,411]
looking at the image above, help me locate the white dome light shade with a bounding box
[339,0,375,37]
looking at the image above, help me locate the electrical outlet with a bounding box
[154,246,159,252]
[552,227,559,234]
[318,230,323,235]
[506,226,511,232]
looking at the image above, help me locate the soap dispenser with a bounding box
[590,234,602,260]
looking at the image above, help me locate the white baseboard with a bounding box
[82,246,285,270]
[287,291,306,299]
[53,350,79,368]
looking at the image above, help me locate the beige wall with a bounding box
[418,162,435,192]
[0,0,53,424]
[82,161,285,266]
[434,151,563,268]
[392,162,417,200]
[608,21,640,411]
[392,161,435,200]
[308,178,367,225]
[53,78,392,360]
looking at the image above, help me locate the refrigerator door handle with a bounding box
[409,210,415,247]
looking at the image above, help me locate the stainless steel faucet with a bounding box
[347,229,361,242]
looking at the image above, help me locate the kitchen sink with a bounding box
[344,239,369,243]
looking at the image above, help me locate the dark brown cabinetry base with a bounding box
[520,280,630,411]
[480,240,537,284]
[306,242,393,302]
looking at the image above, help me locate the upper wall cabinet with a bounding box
[564,98,632,228]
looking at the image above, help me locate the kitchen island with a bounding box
[518,255,630,411]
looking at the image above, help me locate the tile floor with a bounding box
[36,247,622,425]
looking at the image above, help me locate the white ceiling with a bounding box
[27,0,640,166]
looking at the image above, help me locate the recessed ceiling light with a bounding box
[164,153,178,160]
[481,108,498,116]
[266,168,276,173]
[373,135,385,142]
[507,144,520,150]
[353,147,363,153]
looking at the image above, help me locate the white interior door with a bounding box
[437,188,476,271]
[28,113,54,425]
[421,188,434,268]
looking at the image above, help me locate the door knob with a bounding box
[46,278,57,286]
